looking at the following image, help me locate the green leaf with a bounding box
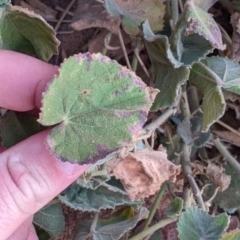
[143,20,189,110]
[171,32,214,66]
[165,197,183,218]
[193,0,218,11]
[104,0,165,36]
[185,2,225,50]
[207,164,240,210]
[221,229,240,240]
[39,53,157,164]
[151,65,189,110]
[177,117,211,147]
[73,207,148,240]
[195,57,240,93]
[189,62,226,131]
[0,4,59,61]
[58,182,140,212]
[143,20,182,68]
[33,203,65,237]
[0,111,44,148]
[178,207,229,240]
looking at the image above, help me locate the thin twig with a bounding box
[55,0,76,32]
[211,135,240,174]
[118,29,132,70]
[131,38,141,71]
[57,31,74,34]
[187,174,206,210]
[55,6,74,16]
[143,108,175,134]
[129,217,178,240]
[134,48,150,78]
[217,120,240,138]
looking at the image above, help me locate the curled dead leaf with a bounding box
[206,163,231,192]
[113,149,181,200]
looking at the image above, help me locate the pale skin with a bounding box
[0,50,90,240]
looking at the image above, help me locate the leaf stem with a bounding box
[143,182,167,230]
[131,38,142,71]
[102,32,112,55]
[180,84,206,210]
[171,0,179,26]
[129,217,178,240]
[211,135,240,174]
[90,212,99,233]
[143,108,175,134]
[180,84,191,118]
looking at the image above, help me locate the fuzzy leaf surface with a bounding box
[0,4,59,61]
[39,53,157,164]
[185,2,225,50]
[58,182,139,212]
[221,230,240,240]
[171,32,214,66]
[0,111,44,148]
[165,197,183,218]
[151,65,189,110]
[191,57,240,94]
[190,62,226,131]
[33,204,65,237]
[143,20,189,109]
[178,207,229,240]
[73,207,148,240]
[105,0,165,36]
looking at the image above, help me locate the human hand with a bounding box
[0,50,90,240]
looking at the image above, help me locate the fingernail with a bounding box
[56,160,89,176]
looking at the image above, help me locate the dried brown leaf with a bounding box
[20,0,56,20]
[71,0,121,35]
[113,149,181,200]
[206,163,231,192]
[231,12,240,61]
[213,130,240,147]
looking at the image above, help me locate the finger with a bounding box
[27,224,38,240]
[7,216,33,240]
[0,130,90,239]
[0,50,58,111]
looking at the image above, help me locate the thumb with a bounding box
[0,130,90,239]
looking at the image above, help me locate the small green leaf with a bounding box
[39,53,157,164]
[33,204,65,237]
[178,207,229,240]
[105,0,165,36]
[73,207,149,240]
[185,2,225,50]
[0,4,59,60]
[165,197,183,218]
[207,164,240,210]
[143,20,189,110]
[151,65,189,110]
[193,0,218,11]
[177,117,211,147]
[143,20,182,68]
[221,229,240,240]
[58,182,140,212]
[171,32,214,66]
[0,111,44,148]
[190,63,226,131]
